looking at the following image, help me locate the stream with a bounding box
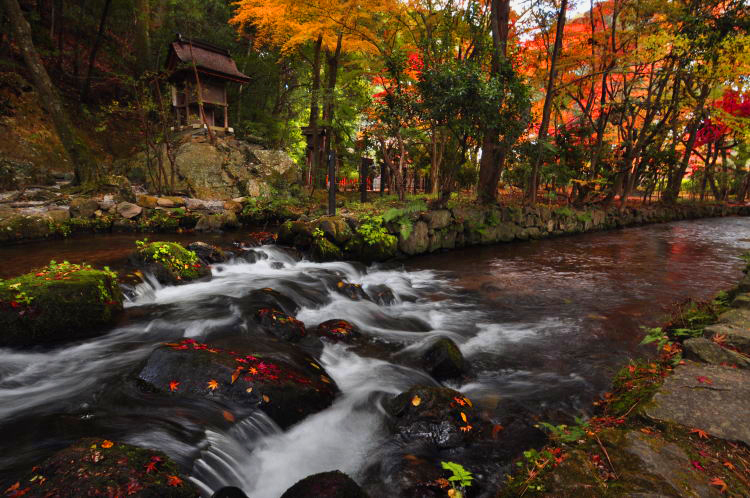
[1,217,749,496]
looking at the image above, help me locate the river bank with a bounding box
[501,256,750,496]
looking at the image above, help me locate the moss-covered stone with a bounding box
[317,215,353,245]
[0,261,123,347]
[422,337,466,381]
[130,241,211,285]
[0,214,53,242]
[312,236,343,262]
[8,438,198,497]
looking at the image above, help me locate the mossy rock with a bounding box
[130,241,211,285]
[344,233,397,263]
[422,337,466,381]
[281,470,369,498]
[0,261,123,347]
[317,215,353,245]
[312,236,343,262]
[6,437,198,497]
[0,214,53,242]
[134,338,338,429]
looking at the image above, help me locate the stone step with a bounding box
[704,307,750,354]
[644,361,750,446]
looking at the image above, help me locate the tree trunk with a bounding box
[321,32,343,184]
[477,0,511,204]
[134,0,151,75]
[81,0,112,103]
[528,0,568,204]
[308,34,323,188]
[2,0,97,184]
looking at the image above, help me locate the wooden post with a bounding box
[360,157,368,203]
[328,150,336,215]
[380,161,386,196]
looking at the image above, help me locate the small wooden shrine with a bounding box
[166,34,250,132]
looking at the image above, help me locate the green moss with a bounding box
[312,236,343,262]
[0,261,123,347]
[134,240,204,280]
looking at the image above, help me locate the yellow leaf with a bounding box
[262,394,270,403]
[101,440,114,449]
[463,397,472,407]
[460,412,468,423]
[411,395,421,406]
[246,387,253,393]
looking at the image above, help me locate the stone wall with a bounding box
[280,203,750,262]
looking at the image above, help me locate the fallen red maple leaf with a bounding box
[691,460,705,471]
[167,475,183,487]
[169,381,180,392]
[689,428,709,439]
[709,477,728,493]
[696,376,713,384]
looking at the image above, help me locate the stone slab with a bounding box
[645,361,750,446]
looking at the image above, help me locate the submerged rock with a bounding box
[134,338,338,429]
[9,438,198,497]
[422,337,466,382]
[385,385,479,449]
[237,288,300,316]
[367,284,397,305]
[129,241,211,285]
[0,262,122,347]
[281,470,369,498]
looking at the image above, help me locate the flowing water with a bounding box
[1,217,749,496]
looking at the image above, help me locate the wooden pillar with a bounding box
[328,150,336,215]
[360,157,368,203]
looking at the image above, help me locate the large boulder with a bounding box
[0,261,123,347]
[281,471,369,498]
[236,288,300,316]
[0,213,52,242]
[129,241,211,285]
[385,385,479,449]
[134,338,338,429]
[7,438,199,497]
[132,132,299,200]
